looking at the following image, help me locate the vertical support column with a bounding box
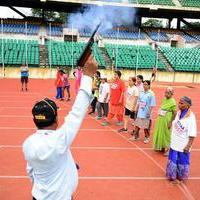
[1,19,5,77]
[25,21,28,66]
[136,28,141,76]
[115,27,120,70]
[49,23,52,77]
[155,29,160,69]
[71,24,74,71]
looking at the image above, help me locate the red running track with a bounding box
[0,78,199,200]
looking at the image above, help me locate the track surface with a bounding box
[0,78,199,200]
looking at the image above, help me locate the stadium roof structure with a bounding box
[0,0,199,24]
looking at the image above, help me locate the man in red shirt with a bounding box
[102,71,125,126]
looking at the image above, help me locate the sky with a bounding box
[0,6,31,19]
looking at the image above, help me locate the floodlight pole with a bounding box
[49,22,52,77]
[1,19,5,77]
[136,28,140,76]
[71,24,74,71]
[115,27,119,70]
[25,22,28,66]
[155,29,160,69]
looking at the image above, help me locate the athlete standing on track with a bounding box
[20,64,29,91]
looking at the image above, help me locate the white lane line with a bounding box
[0,146,152,149]
[0,145,22,148]
[0,91,40,94]
[0,127,36,130]
[0,127,111,132]
[0,116,92,119]
[0,115,32,118]
[90,115,196,200]
[1,145,200,152]
[0,175,200,180]
[0,94,39,97]
[0,101,36,103]
[0,104,77,109]
[0,107,32,109]
[0,114,71,118]
[79,176,200,180]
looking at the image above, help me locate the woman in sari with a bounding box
[153,87,176,155]
[166,96,197,183]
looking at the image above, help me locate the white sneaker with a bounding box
[144,137,150,144]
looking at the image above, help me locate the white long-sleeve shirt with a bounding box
[23,75,93,200]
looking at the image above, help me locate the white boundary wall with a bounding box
[0,67,199,84]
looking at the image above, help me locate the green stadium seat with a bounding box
[178,0,200,7]
[160,46,200,72]
[105,43,165,70]
[137,0,174,6]
[46,41,106,68]
[0,39,39,66]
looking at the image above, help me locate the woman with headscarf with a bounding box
[166,96,197,184]
[153,87,176,155]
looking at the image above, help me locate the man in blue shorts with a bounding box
[20,64,29,91]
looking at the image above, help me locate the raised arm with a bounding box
[58,57,98,148]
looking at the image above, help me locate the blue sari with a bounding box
[166,149,190,180]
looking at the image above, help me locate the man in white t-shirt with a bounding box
[118,77,139,133]
[96,76,110,119]
[166,96,197,183]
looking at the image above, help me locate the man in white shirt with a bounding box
[23,56,97,200]
[96,76,110,119]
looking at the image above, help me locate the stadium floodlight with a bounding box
[40,0,46,2]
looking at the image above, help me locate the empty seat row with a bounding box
[0,39,39,65]
[46,41,105,67]
[105,43,166,69]
[178,0,200,7]
[160,46,200,72]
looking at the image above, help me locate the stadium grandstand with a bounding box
[0,0,199,82]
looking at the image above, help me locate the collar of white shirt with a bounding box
[36,129,55,135]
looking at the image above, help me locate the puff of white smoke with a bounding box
[67,5,136,33]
